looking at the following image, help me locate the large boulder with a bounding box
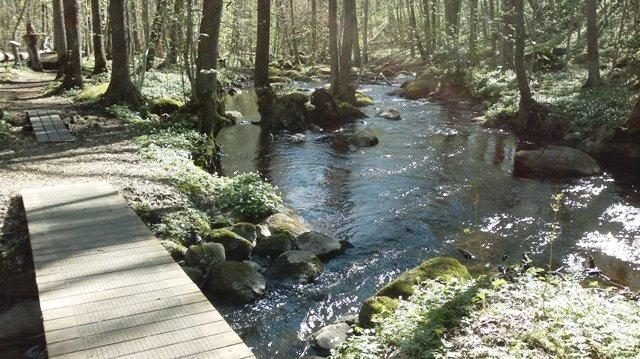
[254,233,293,258]
[358,296,399,328]
[184,242,226,271]
[376,108,401,120]
[0,300,43,341]
[208,261,266,303]
[309,88,367,128]
[581,127,640,161]
[180,265,204,285]
[206,229,254,261]
[377,257,471,299]
[229,222,258,244]
[266,250,323,282]
[310,323,351,356]
[514,145,601,178]
[295,231,343,260]
[398,74,439,100]
[264,212,310,239]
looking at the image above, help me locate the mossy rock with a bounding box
[184,242,226,271]
[269,76,293,84]
[229,222,259,243]
[376,257,470,299]
[266,250,323,282]
[206,228,254,261]
[263,212,310,239]
[338,102,368,121]
[400,78,439,100]
[254,233,293,258]
[160,240,187,261]
[210,215,234,229]
[75,83,108,103]
[359,296,399,328]
[208,261,266,303]
[149,97,184,114]
[283,69,313,82]
[180,265,203,285]
[355,91,374,107]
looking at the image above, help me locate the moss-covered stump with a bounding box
[377,257,471,299]
[254,233,293,258]
[208,261,266,303]
[206,228,254,261]
[308,88,367,128]
[266,250,323,282]
[358,296,400,328]
[271,91,311,132]
[184,242,225,271]
[149,97,184,114]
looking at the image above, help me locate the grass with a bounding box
[334,269,640,358]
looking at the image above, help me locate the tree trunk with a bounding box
[469,0,478,65]
[146,0,168,70]
[584,0,600,87]
[421,0,431,56]
[329,0,339,92]
[362,0,370,64]
[500,0,514,69]
[311,0,317,62]
[166,0,185,66]
[407,0,426,60]
[91,0,108,74]
[195,0,224,136]
[255,0,275,128]
[287,0,299,63]
[514,0,532,129]
[336,0,357,102]
[104,0,142,106]
[26,23,43,71]
[353,9,362,68]
[626,94,640,134]
[62,0,83,89]
[53,0,68,79]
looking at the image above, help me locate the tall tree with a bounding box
[469,0,478,65]
[336,0,357,102]
[500,0,514,69]
[311,0,317,62]
[514,0,533,129]
[52,0,67,79]
[406,0,426,60]
[255,0,275,128]
[195,0,224,136]
[329,0,339,91]
[104,0,142,106]
[584,0,600,87]
[166,0,185,66]
[287,0,299,63]
[90,0,108,74]
[146,0,169,70]
[362,0,370,64]
[61,0,83,89]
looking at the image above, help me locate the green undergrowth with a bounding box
[471,66,637,134]
[334,270,640,358]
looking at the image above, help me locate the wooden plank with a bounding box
[26,110,75,143]
[22,182,256,359]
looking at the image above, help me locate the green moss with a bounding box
[377,257,470,299]
[75,83,108,103]
[160,240,187,261]
[149,96,184,114]
[269,76,293,84]
[206,228,253,261]
[358,296,400,328]
[355,91,374,107]
[338,102,368,120]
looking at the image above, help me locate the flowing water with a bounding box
[217,81,640,358]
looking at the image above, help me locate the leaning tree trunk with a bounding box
[584,0,600,87]
[255,0,276,128]
[62,0,84,89]
[195,0,224,137]
[104,0,142,106]
[337,0,357,103]
[329,0,339,93]
[91,0,108,74]
[514,0,533,129]
[53,0,68,79]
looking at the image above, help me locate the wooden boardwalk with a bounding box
[27,110,75,143]
[21,182,256,359]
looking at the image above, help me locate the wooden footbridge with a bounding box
[22,182,256,359]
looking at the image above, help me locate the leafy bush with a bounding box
[217,172,282,221]
[152,206,212,245]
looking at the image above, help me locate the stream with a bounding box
[217,80,640,358]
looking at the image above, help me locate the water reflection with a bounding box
[217,84,640,358]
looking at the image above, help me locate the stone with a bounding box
[562,132,583,147]
[355,91,375,107]
[208,261,266,303]
[295,231,343,260]
[206,228,254,261]
[225,110,244,124]
[376,108,401,121]
[349,130,379,147]
[0,300,43,341]
[184,242,226,271]
[160,240,187,261]
[229,222,258,244]
[376,257,471,299]
[256,224,271,240]
[359,296,399,328]
[310,323,351,355]
[254,233,293,258]
[264,212,310,239]
[266,250,323,282]
[180,265,204,285]
[514,145,601,178]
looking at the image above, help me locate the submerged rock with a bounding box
[359,296,399,328]
[310,323,351,355]
[254,233,293,258]
[206,228,254,261]
[376,107,401,120]
[266,250,323,282]
[349,130,379,147]
[264,212,310,239]
[208,261,266,303]
[514,145,601,178]
[184,242,226,271]
[0,300,42,341]
[295,231,344,260]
